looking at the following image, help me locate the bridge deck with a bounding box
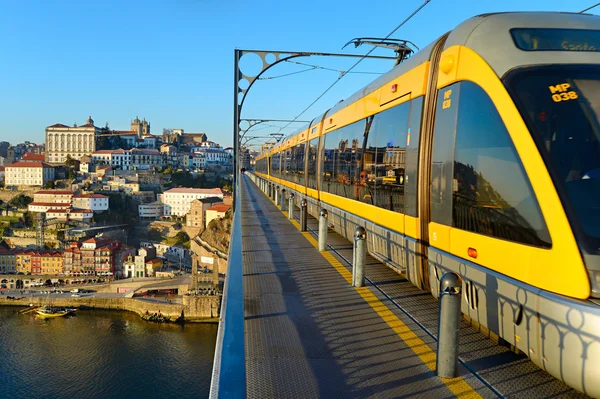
[242,176,498,398]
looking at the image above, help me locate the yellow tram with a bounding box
[253,12,600,396]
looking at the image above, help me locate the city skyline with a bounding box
[0,0,593,147]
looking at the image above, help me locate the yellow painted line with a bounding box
[282,194,482,398]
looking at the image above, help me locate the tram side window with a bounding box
[366,101,410,211]
[405,96,424,217]
[307,138,319,190]
[283,148,293,181]
[296,142,306,185]
[270,152,281,178]
[452,81,551,247]
[321,120,367,200]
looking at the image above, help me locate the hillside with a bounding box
[199,210,232,253]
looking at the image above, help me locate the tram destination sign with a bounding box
[511,28,600,52]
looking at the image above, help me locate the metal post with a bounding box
[300,199,308,232]
[281,189,286,211]
[436,272,463,378]
[318,208,328,252]
[274,186,279,206]
[233,49,241,210]
[268,183,272,199]
[288,193,295,220]
[353,227,366,287]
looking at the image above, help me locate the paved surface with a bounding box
[242,174,590,398]
[241,176,497,398]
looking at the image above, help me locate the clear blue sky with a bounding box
[0,0,593,148]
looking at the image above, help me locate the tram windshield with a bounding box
[507,65,600,253]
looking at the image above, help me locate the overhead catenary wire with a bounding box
[258,60,383,80]
[273,0,431,137]
[580,2,600,13]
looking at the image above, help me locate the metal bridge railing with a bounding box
[209,183,245,398]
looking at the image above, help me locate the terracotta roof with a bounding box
[93,149,128,154]
[7,161,53,168]
[73,194,108,199]
[207,204,231,213]
[0,166,5,172]
[47,123,70,128]
[164,188,223,195]
[145,258,162,265]
[70,209,93,213]
[83,236,112,246]
[29,202,71,207]
[131,148,160,155]
[22,153,46,161]
[78,123,96,128]
[34,190,73,195]
[106,130,137,136]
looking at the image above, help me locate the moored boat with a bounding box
[35,306,76,318]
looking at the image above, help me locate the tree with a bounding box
[10,195,33,209]
[65,155,76,167]
[173,231,190,245]
[68,171,75,180]
[45,180,55,189]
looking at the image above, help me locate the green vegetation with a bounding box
[45,180,56,189]
[0,215,19,224]
[10,195,33,209]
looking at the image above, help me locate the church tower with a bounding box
[131,116,142,138]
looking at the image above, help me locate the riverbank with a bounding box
[0,295,220,323]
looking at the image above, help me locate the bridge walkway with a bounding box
[241,175,496,398]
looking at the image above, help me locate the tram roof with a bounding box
[269,12,600,154]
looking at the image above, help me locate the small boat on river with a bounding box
[35,306,76,318]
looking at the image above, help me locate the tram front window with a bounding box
[507,65,600,252]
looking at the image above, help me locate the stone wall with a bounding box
[0,189,35,203]
[0,295,219,320]
[182,295,221,319]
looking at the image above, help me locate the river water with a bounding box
[0,307,217,399]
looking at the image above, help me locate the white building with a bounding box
[160,187,224,217]
[130,148,164,170]
[206,204,231,227]
[72,194,109,212]
[5,161,55,187]
[194,148,232,170]
[33,190,74,204]
[92,149,132,170]
[29,202,71,213]
[140,135,158,149]
[45,117,99,164]
[139,202,164,219]
[69,209,94,221]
